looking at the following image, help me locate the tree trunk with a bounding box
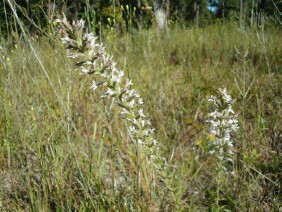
[166,0,170,20]
[251,0,255,26]
[48,0,51,20]
[256,0,266,27]
[114,0,123,34]
[137,0,143,28]
[194,0,199,27]
[240,0,244,25]
[222,0,225,19]
[26,0,31,18]
[217,0,226,19]
[259,0,266,11]
[154,0,167,36]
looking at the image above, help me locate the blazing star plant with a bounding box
[56,15,172,199]
[206,88,239,208]
[207,88,239,165]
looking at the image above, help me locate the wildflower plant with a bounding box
[206,88,239,208]
[207,88,239,167]
[56,15,173,204]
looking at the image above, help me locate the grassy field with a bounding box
[0,21,281,211]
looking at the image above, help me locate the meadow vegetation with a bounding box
[0,16,281,210]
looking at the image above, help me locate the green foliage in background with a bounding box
[0,0,281,36]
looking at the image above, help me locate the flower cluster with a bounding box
[207,88,239,165]
[57,15,164,171]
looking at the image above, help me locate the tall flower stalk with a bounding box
[207,88,239,208]
[56,15,173,202]
[207,88,239,166]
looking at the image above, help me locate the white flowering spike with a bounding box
[57,15,172,197]
[207,88,239,169]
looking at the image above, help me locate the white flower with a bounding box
[126,89,135,97]
[207,88,239,166]
[208,95,219,105]
[110,70,124,84]
[118,70,124,78]
[138,98,144,105]
[138,108,146,118]
[121,97,127,103]
[121,108,129,115]
[91,81,98,90]
[227,106,235,114]
[111,74,121,83]
[129,126,136,134]
[209,150,216,154]
[128,99,135,108]
[101,54,112,67]
[152,139,157,146]
[134,92,141,98]
[80,66,90,75]
[132,119,138,125]
[102,88,116,97]
[83,33,98,49]
[141,120,147,128]
[137,139,144,145]
[209,110,219,118]
[101,72,108,78]
[219,88,234,104]
[125,79,133,88]
[144,128,155,136]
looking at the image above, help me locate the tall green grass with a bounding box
[0,21,281,210]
